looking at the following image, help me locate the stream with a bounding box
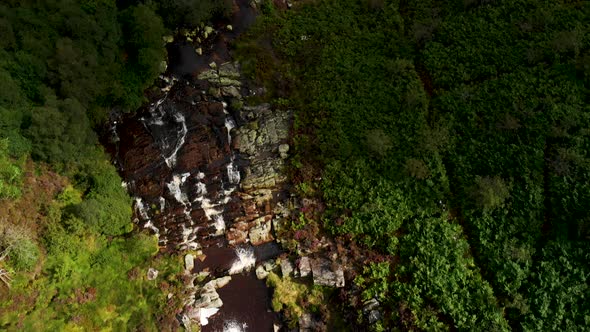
[105,1,284,331]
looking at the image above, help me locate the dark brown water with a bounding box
[205,273,279,332]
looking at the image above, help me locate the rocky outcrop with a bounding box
[110,52,290,330]
[310,258,345,288]
[363,298,382,325]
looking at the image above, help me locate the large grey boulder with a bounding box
[311,258,345,287]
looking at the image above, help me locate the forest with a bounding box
[0,0,588,331]
[0,0,227,330]
[236,0,590,330]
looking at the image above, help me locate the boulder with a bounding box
[194,281,225,309]
[185,254,195,272]
[227,228,248,245]
[256,265,269,279]
[363,298,382,324]
[278,144,290,159]
[311,258,345,287]
[208,276,232,289]
[249,217,274,245]
[298,257,311,277]
[280,258,294,277]
[272,218,285,238]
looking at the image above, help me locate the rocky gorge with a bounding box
[104,2,353,330]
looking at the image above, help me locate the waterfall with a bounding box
[223,320,248,332]
[164,111,188,167]
[134,198,150,220]
[224,115,236,144]
[227,158,241,184]
[228,247,256,275]
[166,173,191,205]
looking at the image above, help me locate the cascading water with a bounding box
[228,247,256,275]
[109,6,281,326]
[126,80,243,250]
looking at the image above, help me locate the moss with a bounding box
[266,272,325,327]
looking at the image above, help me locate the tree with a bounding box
[471,175,511,210]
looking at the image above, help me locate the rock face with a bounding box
[110,61,291,252]
[108,60,290,330]
[311,258,345,288]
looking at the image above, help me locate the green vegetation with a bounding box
[239,0,590,330]
[0,1,220,330]
[267,272,324,326]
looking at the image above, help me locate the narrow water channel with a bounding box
[105,2,283,330]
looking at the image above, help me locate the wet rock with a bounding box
[249,216,274,245]
[280,258,295,277]
[194,277,231,310]
[227,227,248,245]
[209,276,232,289]
[298,257,311,277]
[147,268,159,280]
[311,258,345,287]
[263,260,277,272]
[185,254,195,272]
[256,265,269,279]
